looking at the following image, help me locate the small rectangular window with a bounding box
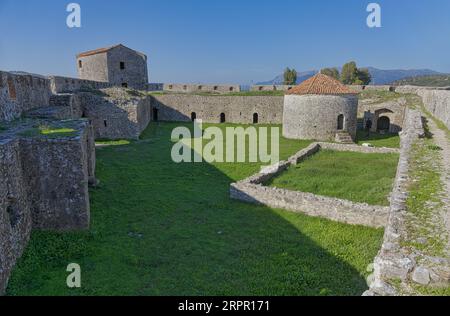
[120,62,125,70]
[78,60,82,68]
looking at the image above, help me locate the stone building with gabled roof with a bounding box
[76,44,149,90]
[283,73,359,142]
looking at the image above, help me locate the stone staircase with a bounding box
[335,131,354,144]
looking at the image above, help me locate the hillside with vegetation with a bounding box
[392,74,450,87]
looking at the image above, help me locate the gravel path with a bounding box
[426,117,450,252]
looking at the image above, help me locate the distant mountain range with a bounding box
[256,67,444,86]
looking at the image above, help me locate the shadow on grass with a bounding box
[7,122,383,296]
[356,130,400,148]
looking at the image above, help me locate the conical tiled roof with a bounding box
[286,73,357,95]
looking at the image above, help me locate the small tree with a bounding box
[340,61,358,84]
[284,68,297,85]
[356,68,372,85]
[320,68,340,80]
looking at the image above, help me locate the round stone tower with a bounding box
[282,73,359,142]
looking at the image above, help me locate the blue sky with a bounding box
[1,0,449,84]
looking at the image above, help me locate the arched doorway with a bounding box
[337,114,344,130]
[377,116,390,132]
[220,113,226,123]
[253,113,259,124]
[153,108,159,122]
[191,112,197,121]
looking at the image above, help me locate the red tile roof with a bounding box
[286,73,357,95]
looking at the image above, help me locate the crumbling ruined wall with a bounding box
[49,76,112,94]
[0,71,51,121]
[151,94,284,124]
[0,120,95,294]
[76,90,152,140]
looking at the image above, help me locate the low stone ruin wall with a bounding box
[0,120,95,294]
[151,94,284,124]
[366,107,428,296]
[0,71,52,121]
[230,142,392,228]
[49,76,112,94]
[317,142,400,154]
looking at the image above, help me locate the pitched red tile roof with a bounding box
[76,44,147,59]
[286,73,357,95]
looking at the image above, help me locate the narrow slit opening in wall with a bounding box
[6,204,20,229]
[337,114,344,130]
[104,120,108,128]
[120,62,125,70]
[253,113,259,124]
[220,113,226,123]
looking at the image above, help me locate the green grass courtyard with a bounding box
[7,123,384,296]
[267,150,399,206]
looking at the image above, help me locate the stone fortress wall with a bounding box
[418,89,450,130]
[0,70,97,294]
[163,83,241,94]
[0,71,52,121]
[151,94,283,124]
[251,85,295,92]
[365,88,450,295]
[2,56,450,295]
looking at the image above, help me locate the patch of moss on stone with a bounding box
[19,125,77,139]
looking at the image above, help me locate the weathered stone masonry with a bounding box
[0,120,95,294]
[0,71,51,122]
[365,108,427,296]
[230,143,397,228]
[365,88,450,295]
[151,94,283,124]
[0,71,96,294]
